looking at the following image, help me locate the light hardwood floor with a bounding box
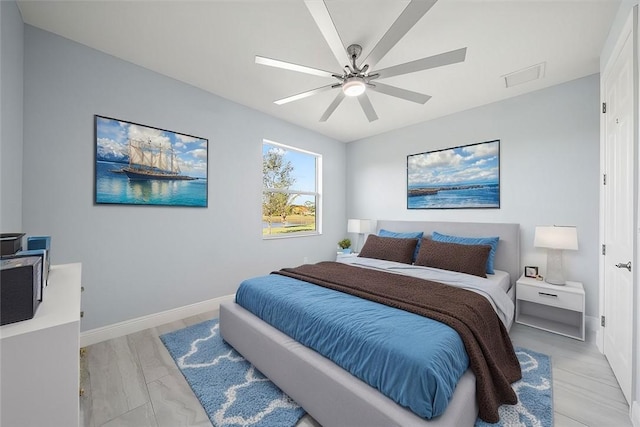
[80,311,632,427]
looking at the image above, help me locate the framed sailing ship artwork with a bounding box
[407,139,500,209]
[94,115,208,207]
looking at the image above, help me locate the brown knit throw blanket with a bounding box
[275,261,521,423]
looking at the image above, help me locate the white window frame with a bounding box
[262,139,322,239]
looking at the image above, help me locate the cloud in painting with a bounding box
[176,134,202,144]
[408,149,463,169]
[462,142,499,158]
[128,124,171,149]
[408,141,499,187]
[189,148,207,160]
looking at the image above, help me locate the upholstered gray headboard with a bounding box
[375,220,521,284]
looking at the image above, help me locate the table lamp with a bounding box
[347,219,374,253]
[534,225,578,285]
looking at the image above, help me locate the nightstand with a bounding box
[515,275,585,341]
[336,252,358,261]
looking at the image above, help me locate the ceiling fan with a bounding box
[256,0,467,122]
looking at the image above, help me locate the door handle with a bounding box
[615,261,632,272]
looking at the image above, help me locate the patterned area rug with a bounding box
[475,347,553,427]
[160,319,305,427]
[161,319,552,427]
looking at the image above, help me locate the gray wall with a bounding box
[16,16,601,330]
[347,75,600,318]
[0,0,24,232]
[22,25,346,331]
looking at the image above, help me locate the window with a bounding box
[262,140,321,238]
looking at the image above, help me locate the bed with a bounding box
[220,220,520,427]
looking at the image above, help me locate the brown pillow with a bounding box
[414,238,491,278]
[358,235,418,265]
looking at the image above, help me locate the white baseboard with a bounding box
[595,328,604,353]
[632,401,640,427]
[80,294,235,347]
[585,315,599,333]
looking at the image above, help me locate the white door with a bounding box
[602,24,634,404]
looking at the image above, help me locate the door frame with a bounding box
[598,5,638,412]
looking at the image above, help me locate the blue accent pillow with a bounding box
[431,231,499,274]
[378,229,424,262]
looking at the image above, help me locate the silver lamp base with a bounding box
[545,248,566,285]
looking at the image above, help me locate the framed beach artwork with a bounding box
[407,139,500,209]
[94,115,208,207]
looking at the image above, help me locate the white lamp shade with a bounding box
[347,219,360,233]
[347,219,374,234]
[534,226,578,250]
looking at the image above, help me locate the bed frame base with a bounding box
[220,302,478,427]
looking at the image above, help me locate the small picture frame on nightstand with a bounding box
[524,266,538,278]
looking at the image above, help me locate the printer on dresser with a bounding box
[0,234,52,325]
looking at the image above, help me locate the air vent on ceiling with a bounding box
[503,62,546,88]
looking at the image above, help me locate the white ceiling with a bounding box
[17,0,619,142]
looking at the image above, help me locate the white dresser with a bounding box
[0,263,82,427]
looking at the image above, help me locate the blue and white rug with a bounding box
[475,347,553,427]
[162,319,552,427]
[160,319,305,427]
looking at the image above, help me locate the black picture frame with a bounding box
[94,115,208,207]
[524,266,539,278]
[407,139,500,209]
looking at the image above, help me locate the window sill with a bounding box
[263,231,321,240]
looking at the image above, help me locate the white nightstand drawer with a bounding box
[517,284,582,312]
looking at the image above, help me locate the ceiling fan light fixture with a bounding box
[342,77,366,97]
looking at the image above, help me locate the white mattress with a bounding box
[487,269,511,292]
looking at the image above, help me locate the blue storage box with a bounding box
[27,236,51,251]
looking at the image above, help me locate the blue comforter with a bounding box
[235,273,469,419]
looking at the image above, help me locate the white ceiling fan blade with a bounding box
[376,47,467,79]
[357,93,379,122]
[255,56,336,79]
[320,91,345,122]
[304,0,350,68]
[363,0,438,68]
[275,84,336,105]
[369,82,431,104]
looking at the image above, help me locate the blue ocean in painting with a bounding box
[96,161,207,207]
[408,182,499,209]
